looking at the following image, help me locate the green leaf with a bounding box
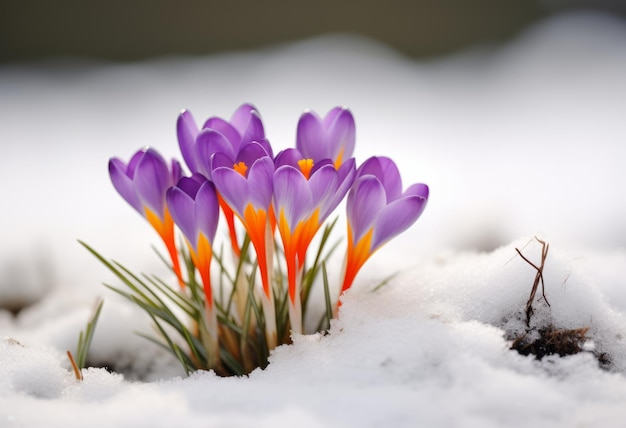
[316,262,333,332]
[74,298,104,370]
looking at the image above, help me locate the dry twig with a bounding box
[515,237,551,326]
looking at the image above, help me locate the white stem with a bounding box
[261,292,278,350]
[263,221,278,350]
[288,286,303,335]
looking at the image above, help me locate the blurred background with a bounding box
[2,0,626,63]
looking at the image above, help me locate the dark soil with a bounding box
[511,326,589,359]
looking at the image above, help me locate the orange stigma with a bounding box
[233,161,248,176]
[297,158,314,180]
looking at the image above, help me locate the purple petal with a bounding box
[322,106,344,127]
[175,174,204,198]
[371,195,428,250]
[166,185,197,248]
[357,157,403,202]
[211,167,249,217]
[194,180,219,244]
[196,129,236,177]
[309,158,334,175]
[202,117,242,152]
[336,158,357,192]
[246,157,274,210]
[168,174,219,249]
[237,142,272,169]
[318,158,356,219]
[109,157,143,213]
[297,107,355,164]
[240,110,265,145]
[404,182,429,200]
[254,138,274,158]
[126,150,145,177]
[296,111,327,162]
[133,148,172,217]
[273,166,313,229]
[210,152,235,173]
[308,164,338,219]
[347,176,386,242]
[177,110,200,173]
[229,103,257,136]
[274,148,303,169]
[326,107,355,161]
[170,159,183,184]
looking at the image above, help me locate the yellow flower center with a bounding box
[233,161,248,176]
[297,158,314,180]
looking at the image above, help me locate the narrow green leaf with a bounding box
[219,347,245,376]
[372,272,399,292]
[73,298,104,370]
[316,262,333,332]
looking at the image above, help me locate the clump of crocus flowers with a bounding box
[88,104,428,376]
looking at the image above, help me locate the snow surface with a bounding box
[2,11,626,427]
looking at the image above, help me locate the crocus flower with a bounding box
[177,104,272,177]
[296,106,355,169]
[166,174,220,367]
[273,149,356,333]
[109,147,184,288]
[340,156,429,296]
[166,174,219,307]
[211,155,278,348]
[177,104,273,257]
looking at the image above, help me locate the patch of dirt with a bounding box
[511,326,589,359]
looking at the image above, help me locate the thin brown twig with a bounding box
[67,350,83,381]
[515,237,551,326]
[504,237,534,266]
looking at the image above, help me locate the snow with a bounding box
[2,10,626,427]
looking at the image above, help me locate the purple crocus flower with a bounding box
[177,104,273,257]
[273,148,356,333]
[166,174,219,305]
[341,156,429,295]
[274,148,356,266]
[108,147,184,287]
[211,155,275,276]
[211,155,278,348]
[296,106,355,169]
[177,104,272,178]
[167,173,220,366]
